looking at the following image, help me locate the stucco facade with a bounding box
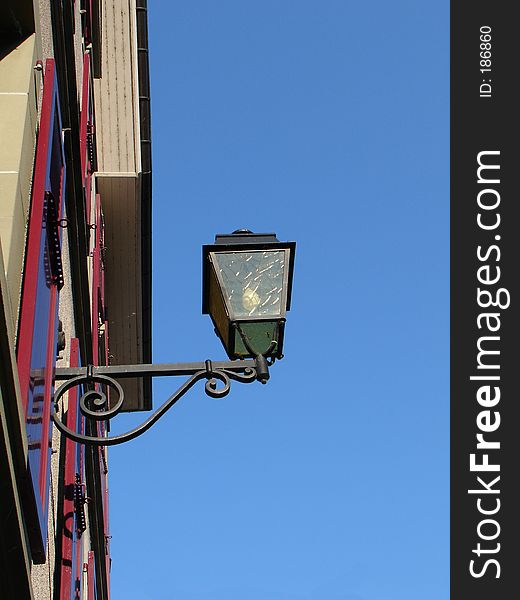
[0,1,152,598]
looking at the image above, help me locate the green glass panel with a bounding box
[234,321,278,357]
[213,250,286,319]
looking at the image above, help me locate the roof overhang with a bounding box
[96,173,152,412]
[92,0,152,412]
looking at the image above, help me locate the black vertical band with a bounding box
[451,3,519,597]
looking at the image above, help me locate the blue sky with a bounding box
[108,2,449,598]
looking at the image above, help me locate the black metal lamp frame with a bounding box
[202,231,296,360]
[52,354,270,447]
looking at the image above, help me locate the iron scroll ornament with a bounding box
[52,360,259,446]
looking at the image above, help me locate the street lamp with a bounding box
[52,231,296,446]
[203,230,296,382]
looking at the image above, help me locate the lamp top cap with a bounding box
[214,231,280,245]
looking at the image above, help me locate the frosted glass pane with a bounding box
[214,250,285,318]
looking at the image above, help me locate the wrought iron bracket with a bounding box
[52,359,262,446]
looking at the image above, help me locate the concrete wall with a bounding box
[1,0,149,595]
[0,34,40,338]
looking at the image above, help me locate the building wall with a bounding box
[0,1,151,598]
[0,32,39,340]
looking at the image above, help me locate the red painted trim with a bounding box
[85,170,92,227]
[39,163,65,501]
[40,164,65,504]
[74,445,84,599]
[98,199,105,319]
[87,551,95,600]
[79,53,90,181]
[59,339,79,600]
[17,57,66,562]
[17,59,56,413]
[99,209,105,314]
[91,195,102,365]
[104,320,109,367]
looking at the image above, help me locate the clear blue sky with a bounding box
[108,2,449,598]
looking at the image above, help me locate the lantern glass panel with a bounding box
[213,250,286,319]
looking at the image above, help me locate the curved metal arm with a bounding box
[52,359,258,446]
